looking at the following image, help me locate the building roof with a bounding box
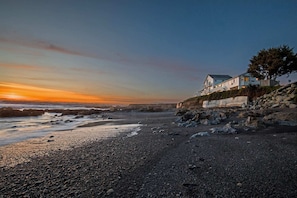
[208,74,232,79]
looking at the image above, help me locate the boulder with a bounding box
[175,109,188,116]
[175,109,229,127]
[263,111,297,126]
[210,123,237,134]
[190,132,210,138]
[238,111,248,118]
[0,107,45,117]
[251,82,297,109]
[181,111,195,121]
[200,119,210,125]
[289,104,297,109]
[245,116,264,129]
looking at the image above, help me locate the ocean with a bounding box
[0,102,137,146]
[0,102,106,110]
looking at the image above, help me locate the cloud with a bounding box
[0,45,43,56]
[0,36,198,72]
[71,67,106,75]
[106,51,199,73]
[0,63,42,70]
[21,76,73,82]
[41,43,91,57]
[89,95,179,104]
[0,37,94,58]
[0,36,200,81]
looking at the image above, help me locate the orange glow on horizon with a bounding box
[0,82,178,105]
[0,82,109,104]
[2,93,26,100]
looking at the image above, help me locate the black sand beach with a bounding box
[0,111,297,197]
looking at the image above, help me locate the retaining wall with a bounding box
[202,96,248,108]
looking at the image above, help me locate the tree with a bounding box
[247,45,297,80]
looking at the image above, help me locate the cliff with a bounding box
[177,84,297,109]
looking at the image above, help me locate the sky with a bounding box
[0,0,297,105]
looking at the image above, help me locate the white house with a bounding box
[200,74,232,96]
[200,73,260,96]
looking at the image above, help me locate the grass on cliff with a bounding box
[182,85,280,107]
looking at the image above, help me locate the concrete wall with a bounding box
[202,96,248,108]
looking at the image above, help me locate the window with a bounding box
[244,77,249,82]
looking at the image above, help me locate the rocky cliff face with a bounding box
[251,82,297,109]
[175,82,297,132]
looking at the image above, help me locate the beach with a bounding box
[0,110,297,197]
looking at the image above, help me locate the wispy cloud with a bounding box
[21,76,73,82]
[0,63,42,70]
[88,95,179,104]
[0,37,94,58]
[107,51,199,73]
[0,45,43,56]
[71,67,106,75]
[40,42,90,57]
[0,36,200,81]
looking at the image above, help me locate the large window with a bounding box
[244,77,249,82]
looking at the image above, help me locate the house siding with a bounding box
[200,73,260,96]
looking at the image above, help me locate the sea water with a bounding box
[0,112,105,146]
[0,102,139,146]
[0,102,108,111]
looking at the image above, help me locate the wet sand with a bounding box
[0,117,140,168]
[0,111,297,197]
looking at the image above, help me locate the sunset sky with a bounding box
[1,0,297,104]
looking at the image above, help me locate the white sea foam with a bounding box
[0,112,110,146]
[0,123,142,167]
[126,126,141,137]
[0,102,108,110]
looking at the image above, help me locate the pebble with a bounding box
[183,183,198,187]
[188,164,198,170]
[106,188,114,195]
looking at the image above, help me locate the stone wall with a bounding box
[251,82,297,109]
[202,96,248,108]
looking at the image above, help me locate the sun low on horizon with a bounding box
[0,82,108,104]
[0,82,178,105]
[2,93,25,100]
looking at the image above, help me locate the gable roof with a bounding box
[208,74,232,79]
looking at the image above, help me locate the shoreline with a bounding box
[0,111,297,197]
[0,116,141,168]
